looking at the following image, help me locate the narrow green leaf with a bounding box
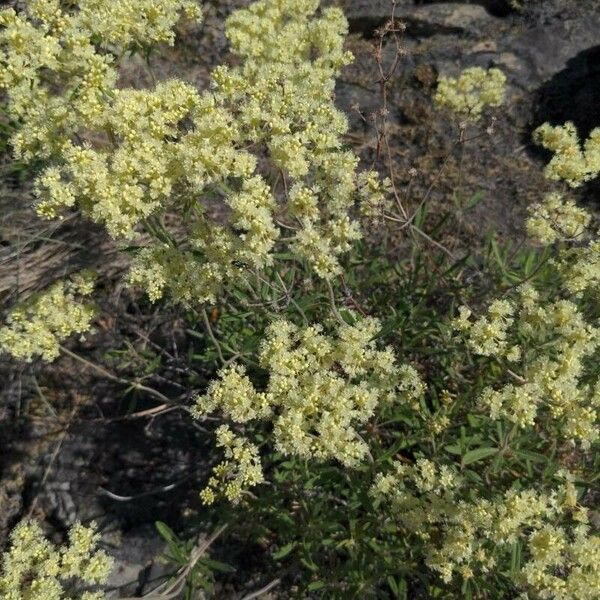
[272,542,295,560]
[515,450,547,464]
[155,521,177,545]
[307,581,325,591]
[462,447,498,465]
[463,190,486,211]
[199,557,236,574]
[444,444,462,456]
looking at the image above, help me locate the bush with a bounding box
[0,1,598,598]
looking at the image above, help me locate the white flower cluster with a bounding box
[373,466,599,599]
[212,0,362,279]
[533,122,600,187]
[0,0,371,309]
[560,238,600,296]
[527,192,591,245]
[456,286,599,447]
[0,520,112,600]
[200,425,264,505]
[434,67,506,121]
[0,271,96,362]
[524,192,600,296]
[453,299,520,361]
[194,318,425,469]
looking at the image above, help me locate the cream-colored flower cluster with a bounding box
[0,1,205,238]
[453,300,520,361]
[0,1,202,157]
[456,286,599,446]
[128,224,242,306]
[373,467,599,598]
[358,170,394,220]
[0,520,112,600]
[0,271,96,362]
[212,0,361,279]
[194,318,425,469]
[527,192,591,245]
[1,0,368,309]
[200,425,264,505]
[560,238,600,296]
[434,67,507,121]
[524,156,600,296]
[533,122,600,187]
[74,0,201,48]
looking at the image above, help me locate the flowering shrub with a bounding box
[0,1,598,598]
[0,520,112,600]
[0,0,362,305]
[0,271,96,362]
[195,318,424,474]
[372,467,598,598]
[434,67,507,121]
[455,288,599,446]
[533,122,600,187]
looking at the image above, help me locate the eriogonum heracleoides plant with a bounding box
[0,0,370,308]
[0,3,599,599]
[0,520,112,600]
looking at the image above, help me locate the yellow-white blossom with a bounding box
[527,192,591,245]
[457,290,599,447]
[200,425,264,505]
[0,271,96,362]
[0,520,112,600]
[373,467,599,599]
[194,318,425,468]
[434,67,506,121]
[533,122,600,187]
[1,0,368,298]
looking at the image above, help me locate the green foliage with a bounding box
[155,521,234,598]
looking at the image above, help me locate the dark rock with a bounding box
[532,44,600,138]
[343,1,499,38]
[416,1,514,18]
[496,14,600,92]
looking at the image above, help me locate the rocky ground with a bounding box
[1,0,599,597]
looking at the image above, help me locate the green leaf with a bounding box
[388,576,408,598]
[272,542,295,560]
[515,450,547,464]
[155,521,177,545]
[467,414,481,428]
[307,581,325,591]
[444,444,462,456]
[462,447,498,466]
[510,541,522,577]
[198,557,236,574]
[271,252,300,261]
[463,190,486,211]
[300,557,318,572]
[489,238,508,276]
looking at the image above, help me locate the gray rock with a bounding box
[497,14,600,91]
[342,1,498,37]
[407,3,497,37]
[105,524,171,598]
